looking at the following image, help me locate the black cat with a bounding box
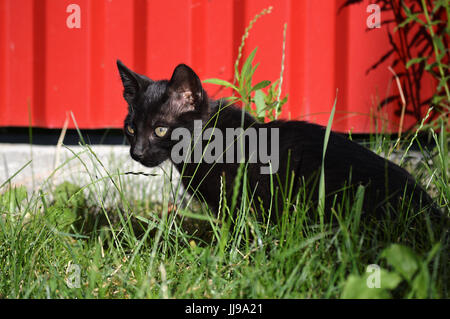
[117,60,443,222]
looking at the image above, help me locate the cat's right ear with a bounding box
[116,60,150,104]
[168,64,205,112]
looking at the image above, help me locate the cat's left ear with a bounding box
[168,64,205,111]
[117,60,151,105]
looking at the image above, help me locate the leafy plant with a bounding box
[341,0,449,130]
[341,243,442,298]
[203,7,288,122]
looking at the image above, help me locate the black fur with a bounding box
[117,60,443,222]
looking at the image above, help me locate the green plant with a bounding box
[341,243,442,298]
[0,120,448,298]
[342,0,450,130]
[203,7,288,122]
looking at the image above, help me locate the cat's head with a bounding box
[117,60,209,167]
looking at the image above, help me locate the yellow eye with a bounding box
[126,125,134,135]
[155,127,168,137]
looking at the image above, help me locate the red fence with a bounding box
[0,0,432,132]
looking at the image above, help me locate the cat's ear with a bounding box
[168,64,205,111]
[117,60,150,104]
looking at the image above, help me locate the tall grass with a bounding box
[0,103,448,298]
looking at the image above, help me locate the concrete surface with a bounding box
[0,144,179,203]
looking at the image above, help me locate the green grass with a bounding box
[0,120,448,299]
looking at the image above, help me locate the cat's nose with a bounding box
[132,148,145,160]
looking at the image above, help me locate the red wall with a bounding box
[0,0,430,132]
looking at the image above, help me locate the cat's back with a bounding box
[209,103,417,189]
[263,120,418,189]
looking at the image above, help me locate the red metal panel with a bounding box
[0,0,35,127]
[0,0,433,132]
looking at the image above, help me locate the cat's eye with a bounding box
[155,127,168,137]
[126,125,135,135]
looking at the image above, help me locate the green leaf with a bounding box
[397,14,421,29]
[318,92,337,224]
[341,275,390,299]
[379,269,403,290]
[406,57,427,69]
[341,267,402,299]
[382,244,419,281]
[240,48,258,83]
[254,89,266,118]
[412,266,430,298]
[245,63,260,92]
[438,76,450,90]
[251,80,271,92]
[434,36,445,55]
[225,96,240,104]
[203,78,239,92]
[350,185,365,232]
[431,95,445,105]
[425,61,438,71]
